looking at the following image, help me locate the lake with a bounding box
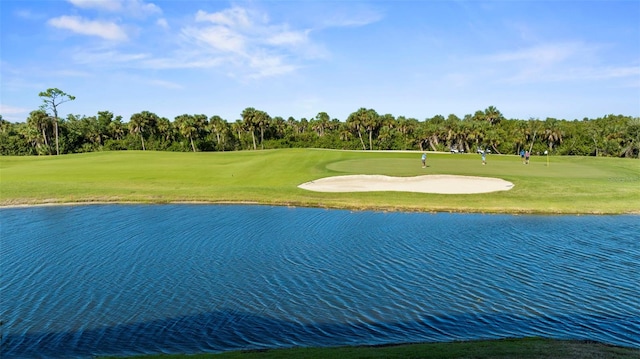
[1,205,639,358]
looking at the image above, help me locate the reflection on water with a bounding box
[1,205,639,358]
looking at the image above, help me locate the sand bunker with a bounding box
[298,175,514,194]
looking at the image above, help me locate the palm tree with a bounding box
[363,109,380,150]
[484,106,504,126]
[314,112,330,137]
[509,120,528,155]
[26,110,52,153]
[543,118,564,153]
[254,110,270,150]
[231,120,245,150]
[241,107,259,150]
[129,114,147,151]
[414,121,429,151]
[396,116,418,150]
[128,111,159,151]
[156,117,175,144]
[175,114,197,152]
[377,126,396,150]
[444,114,462,152]
[108,117,126,141]
[338,123,352,141]
[298,118,309,134]
[486,127,504,154]
[462,120,483,152]
[271,116,288,140]
[429,121,443,152]
[526,118,543,153]
[346,108,379,150]
[208,115,228,151]
[26,110,52,154]
[287,116,299,135]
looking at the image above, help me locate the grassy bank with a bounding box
[1,149,639,213]
[101,338,639,358]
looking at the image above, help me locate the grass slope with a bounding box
[1,149,639,214]
[100,338,640,359]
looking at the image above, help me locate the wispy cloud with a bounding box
[51,69,92,77]
[43,3,377,80]
[67,0,161,17]
[0,104,30,121]
[183,23,246,54]
[489,42,585,65]
[14,8,46,20]
[67,0,123,12]
[175,6,316,78]
[148,79,183,89]
[483,42,619,84]
[319,4,383,28]
[0,104,29,115]
[194,7,253,28]
[48,15,128,41]
[156,18,169,29]
[266,29,309,46]
[70,49,150,65]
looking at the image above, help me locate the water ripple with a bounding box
[1,206,639,358]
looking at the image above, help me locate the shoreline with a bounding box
[2,199,639,215]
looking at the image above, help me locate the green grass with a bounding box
[1,149,639,213]
[99,338,639,359]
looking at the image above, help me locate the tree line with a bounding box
[1,88,639,158]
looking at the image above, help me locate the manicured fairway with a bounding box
[1,149,639,213]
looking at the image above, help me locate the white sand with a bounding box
[298,175,514,194]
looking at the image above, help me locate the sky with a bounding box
[1,0,639,123]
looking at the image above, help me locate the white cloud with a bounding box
[52,69,92,77]
[0,104,29,115]
[195,8,254,28]
[266,29,309,46]
[70,49,149,65]
[67,0,123,12]
[67,0,161,17]
[179,6,317,78]
[156,18,169,29]
[0,104,30,121]
[319,6,383,28]
[125,0,161,18]
[183,25,246,54]
[148,79,183,89]
[14,9,46,20]
[489,43,583,66]
[483,42,614,84]
[48,15,128,41]
[247,52,298,79]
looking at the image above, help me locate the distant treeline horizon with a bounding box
[1,105,638,158]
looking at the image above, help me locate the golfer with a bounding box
[421,152,427,168]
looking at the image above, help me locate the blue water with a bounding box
[1,205,639,358]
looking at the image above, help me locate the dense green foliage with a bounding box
[1,104,639,158]
[100,338,640,359]
[2,150,638,214]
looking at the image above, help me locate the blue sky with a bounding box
[1,0,639,123]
